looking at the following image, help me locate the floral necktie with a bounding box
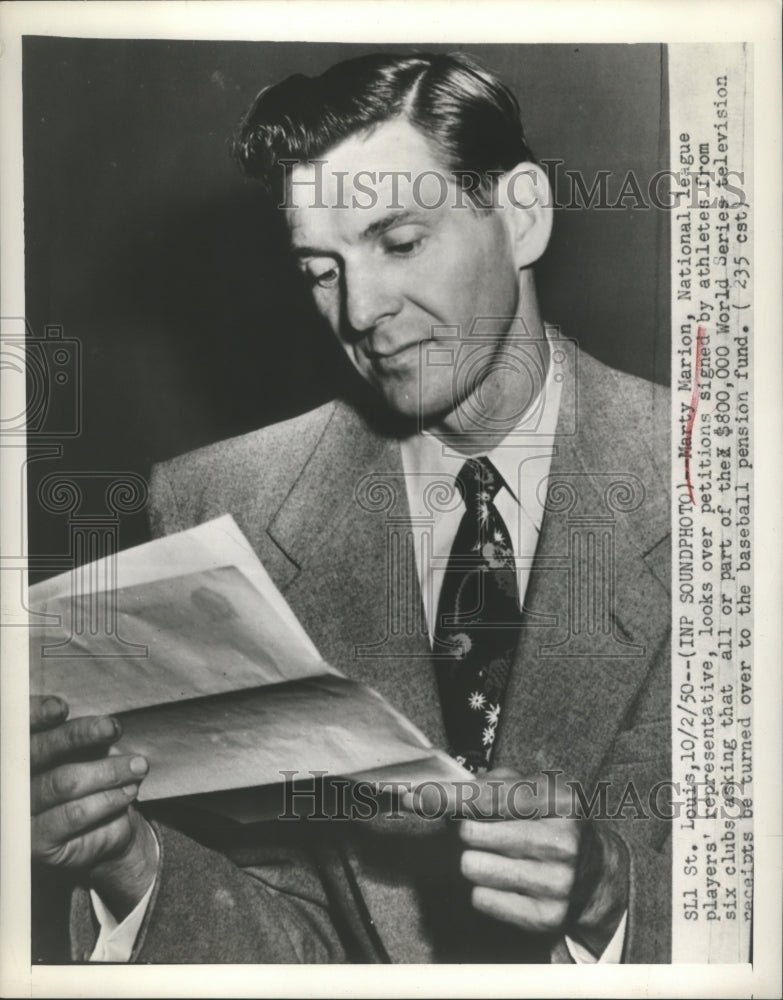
[433,456,523,773]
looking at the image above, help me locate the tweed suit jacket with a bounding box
[70,349,672,964]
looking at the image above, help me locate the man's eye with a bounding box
[307,265,340,288]
[386,238,423,256]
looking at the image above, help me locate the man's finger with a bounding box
[460,849,575,899]
[30,695,69,733]
[32,786,139,855]
[30,715,122,774]
[485,766,523,782]
[470,885,568,933]
[31,754,149,815]
[459,816,580,862]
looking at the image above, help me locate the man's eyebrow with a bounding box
[360,209,425,241]
[290,243,331,259]
[289,209,428,258]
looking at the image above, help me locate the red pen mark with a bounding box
[684,324,706,506]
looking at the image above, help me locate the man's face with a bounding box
[286,119,522,425]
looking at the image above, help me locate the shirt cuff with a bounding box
[88,832,160,963]
[565,909,627,964]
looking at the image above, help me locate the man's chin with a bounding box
[374,385,460,431]
[350,368,463,430]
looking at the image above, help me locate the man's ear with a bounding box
[496,162,553,268]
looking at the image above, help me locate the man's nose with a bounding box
[343,261,401,337]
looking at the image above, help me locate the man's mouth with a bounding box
[363,340,422,371]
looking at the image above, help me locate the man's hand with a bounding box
[406,766,629,958]
[30,695,158,921]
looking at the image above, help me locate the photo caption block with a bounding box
[670,43,753,963]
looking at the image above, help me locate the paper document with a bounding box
[29,515,466,802]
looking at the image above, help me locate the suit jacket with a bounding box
[71,349,672,963]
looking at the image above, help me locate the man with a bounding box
[30,53,671,963]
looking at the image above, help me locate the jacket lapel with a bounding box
[494,351,670,786]
[267,401,445,747]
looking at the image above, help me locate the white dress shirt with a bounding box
[91,332,625,963]
[89,830,159,962]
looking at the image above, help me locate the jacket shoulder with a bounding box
[576,351,670,483]
[571,351,671,590]
[148,400,339,536]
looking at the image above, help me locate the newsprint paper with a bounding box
[0,2,780,998]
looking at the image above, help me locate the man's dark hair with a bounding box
[232,52,536,206]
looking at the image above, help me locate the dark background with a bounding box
[24,38,670,581]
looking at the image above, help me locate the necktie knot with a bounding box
[456,456,502,510]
